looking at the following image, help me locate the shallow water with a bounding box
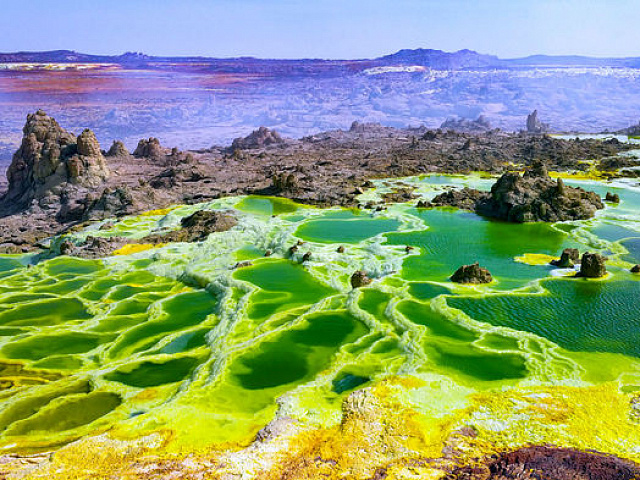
[1,177,640,450]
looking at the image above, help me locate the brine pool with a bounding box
[1,174,640,455]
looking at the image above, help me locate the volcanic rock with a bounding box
[450,262,493,284]
[133,137,165,160]
[576,252,607,278]
[107,141,130,157]
[231,127,284,151]
[433,161,604,222]
[272,173,299,193]
[550,248,580,268]
[605,191,620,203]
[143,210,237,244]
[448,445,640,480]
[526,109,550,134]
[84,187,135,221]
[2,111,110,211]
[440,115,492,133]
[431,187,483,211]
[350,270,372,288]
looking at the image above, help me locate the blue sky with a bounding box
[1,0,637,59]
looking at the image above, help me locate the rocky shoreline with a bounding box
[0,111,637,253]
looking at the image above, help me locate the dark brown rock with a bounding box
[451,262,493,284]
[432,161,604,222]
[576,252,607,278]
[550,248,580,268]
[232,261,253,269]
[605,191,620,203]
[350,270,372,288]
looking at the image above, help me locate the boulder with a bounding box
[605,192,620,203]
[350,271,372,288]
[551,248,580,268]
[451,262,493,284]
[631,265,640,273]
[576,252,607,278]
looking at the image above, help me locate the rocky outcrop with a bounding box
[142,210,237,243]
[133,137,165,160]
[431,187,483,211]
[605,191,620,203]
[577,252,607,278]
[440,115,492,133]
[272,173,299,193]
[350,271,372,288]
[448,445,640,480]
[107,141,130,157]
[431,162,604,222]
[59,210,238,258]
[550,248,580,268]
[2,111,110,211]
[450,262,493,284]
[231,127,284,151]
[526,110,550,133]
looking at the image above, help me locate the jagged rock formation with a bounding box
[2,111,110,210]
[231,127,284,151]
[577,252,607,278]
[550,248,580,268]
[431,161,604,222]
[107,141,130,157]
[526,110,550,133]
[450,262,493,284]
[440,115,492,133]
[133,137,165,160]
[350,271,372,288]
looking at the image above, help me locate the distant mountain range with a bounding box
[2,49,640,72]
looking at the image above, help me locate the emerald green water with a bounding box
[1,178,640,448]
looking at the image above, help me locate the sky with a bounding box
[0,0,638,59]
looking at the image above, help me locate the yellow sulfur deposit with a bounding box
[514,253,559,265]
[111,243,165,255]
